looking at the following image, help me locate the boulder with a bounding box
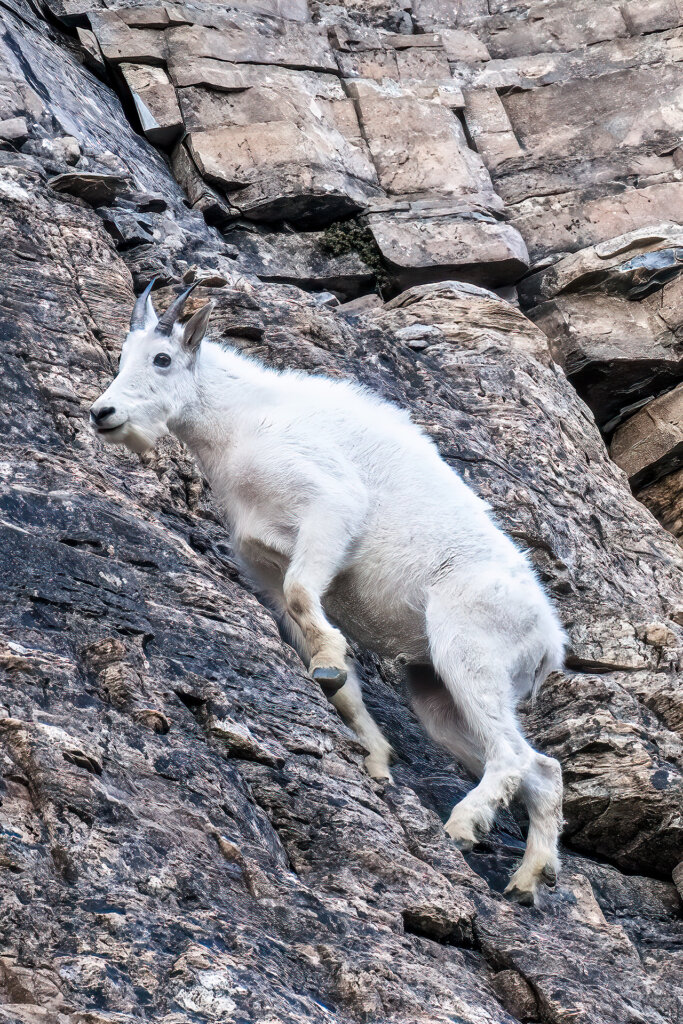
[367,207,530,288]
[0,115,29,143]
[119,63,183,146]
[48,171,131,204]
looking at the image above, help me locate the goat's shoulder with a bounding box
[278,369,418,436]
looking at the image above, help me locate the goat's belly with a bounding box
[323,570,429,662]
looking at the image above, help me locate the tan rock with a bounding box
[337,42,453,83]
[117,6,170,28]
[463,88,523,171]
[521,223,683,303]
[165,20,336,72]
[530,292,683,430]
[120,63,182,145]
[485,1,629,59]
[188,119,379,223]
[441,29,490,62]
[523,225,683,428]
[87,12,167,64]
[463,29,683,93]
[176,71,346,131]
[356,93,495,200]
[367,209,530,288]
[610,384,683,488]
[622,0,683,34]
[170,140,234,226]
[496,63,683,201]
[510,181,683,262]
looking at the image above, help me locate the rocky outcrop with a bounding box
[0,0,682,1022]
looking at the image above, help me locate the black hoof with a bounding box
[505,885,536,907]
[312,666,347,696]
[541,865,557,887]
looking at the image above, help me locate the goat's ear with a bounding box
[182,301,214,353]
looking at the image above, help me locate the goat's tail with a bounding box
[530,617,567,706]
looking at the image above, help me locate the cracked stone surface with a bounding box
[0,0,682,1022]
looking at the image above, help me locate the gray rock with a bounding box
[227,225,375,298]
[0,115,29,143]
[48,170,131,204]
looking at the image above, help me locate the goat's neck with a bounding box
[170,341,273,480]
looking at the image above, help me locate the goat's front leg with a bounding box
[283,496,362,696]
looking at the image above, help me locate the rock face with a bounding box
[0,1,682,1023]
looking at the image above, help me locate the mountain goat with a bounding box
[90,282,566,905]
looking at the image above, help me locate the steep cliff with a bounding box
[0,1,682,1022]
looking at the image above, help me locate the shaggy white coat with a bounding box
[90,293,566,904]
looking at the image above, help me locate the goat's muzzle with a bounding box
[89,404,128,436]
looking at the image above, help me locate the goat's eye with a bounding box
[153,353,171,368]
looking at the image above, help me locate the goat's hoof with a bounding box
[449,836,475,852]
[312,666,347,696]
[541,864,557,887]
[504,884,536,907]
[365,756,393,783]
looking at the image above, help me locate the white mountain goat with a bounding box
[90,282,566,905]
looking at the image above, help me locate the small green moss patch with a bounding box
[321,219,389,293]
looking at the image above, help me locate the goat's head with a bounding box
[90,281,214,454]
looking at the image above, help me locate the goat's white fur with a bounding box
[91,293,566,905]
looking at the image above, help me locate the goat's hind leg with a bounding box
[407,661,524,848]
[425,593,534,850]
[505,752,563,905]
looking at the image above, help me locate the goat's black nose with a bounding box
[91,406,116,425]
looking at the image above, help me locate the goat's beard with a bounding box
[122,424,156,454]
[122,423,167,456]
[113,421,163,455]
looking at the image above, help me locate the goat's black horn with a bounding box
[129,276,158,331]
[156,282,198,336]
